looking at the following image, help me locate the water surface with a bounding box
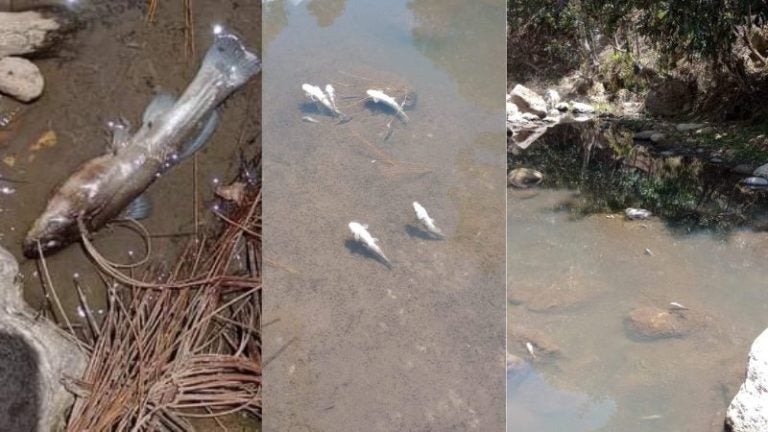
[262,0,506,430]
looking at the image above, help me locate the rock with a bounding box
[509,84,547,118]
[650,133,666,144]
[645,78,697,117]
[508,167,543,188]
[625,306,700,340]
[0,11,61,57]
[544,89,560,110]
[520,112,540,121]
[732,164,757,176]
[506,101,518,116]
[0,245,86,432]
[570,101,595,114]
[0,56,43,102]
[741,177,768,189]
[753,163,768,178]
[634,130,659,140]
[726,327,768,432]
[625,208,652,220]
[676,123,706,132]
[555,101,569,112]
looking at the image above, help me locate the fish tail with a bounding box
[202,31,261,90]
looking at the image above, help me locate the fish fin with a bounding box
[107,117,132,153]
[142,92,177,128]
[176,110,220,161]
[118,194,152,220]
[202,31,261,90]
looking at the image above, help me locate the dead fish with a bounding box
[625,208,652,220]
[412,201,444,238]
[325,84,338,112]
[525,342,536,359]
[366,89,409,122]
[301,116,320,123]
[348,221,390,265]
[507,168,543,188]
[302,83,340,117]
[22,30,260,257]
[669,302,689,311]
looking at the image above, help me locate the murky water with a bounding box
[262,0,505,430]
[507,122,768,431]
[0,1,259,328]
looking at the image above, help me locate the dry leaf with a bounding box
[30,130,57,152]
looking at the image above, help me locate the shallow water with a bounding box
[0,1,259,330]
[507,124,768,431]
[262,0,506,430]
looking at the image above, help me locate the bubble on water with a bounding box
[213,24,224,35]
[73,272,80,279]
[76,305,86,318]
[0,186,15,195]
[212,177,221,186]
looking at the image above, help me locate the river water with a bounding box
[262,0,506,430]
[507,120,768,431]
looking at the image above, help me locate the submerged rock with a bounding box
[509,84,547,118]
[544,89,560,110]
[726,327,768,432]
[508,167,543,188]
[634,130,660,140]
[508,326,561,362]
[753,163,768,178]
[676,123,706,132]
[0,56,44,102]
[625,208,652,220]
[570,101,595,114]
[741,177,768,189]
[0,11,62,57]
[625,306,700,340]
[0,246,86,431]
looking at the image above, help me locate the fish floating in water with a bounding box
[412,201,444,238]
[23,30,260,257]
[366,89,409,122]
[302,83,342,117]
[348,221,390,266]
[625,208,652,220]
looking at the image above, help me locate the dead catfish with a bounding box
[22,30,260,257]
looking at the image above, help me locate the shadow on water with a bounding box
[343,239,392,269]
[0,332,38,431]
[404,223,442,240]
[509,119,768,233]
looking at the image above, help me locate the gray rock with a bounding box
[0,56,44,102]
[634,130,660,140]
[732,164,757,176]
[509,84,547,118]
[508,167,543,188]
[570,101,595,114]
[741,177,768,189]
[555,101,569,112]
[753,163,768,178]
[650,133,666,144]
[0,11,61,57]
[675,123,705,132]
[544,89,560,110]
[726,327,768,432]
[0,246,86,432]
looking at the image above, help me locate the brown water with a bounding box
[507,124,768,431]
[0,1,259,334]
[262,0,506,430]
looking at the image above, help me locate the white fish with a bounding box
[625,207,652,220]
[412,201,444,238]
[525,342,536,359]
[669,302,689,311]
[301,116,320,123]
[325,84,338,112]
[366,89,409,121]
[348,221,390,265]
[302,83,339,116]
